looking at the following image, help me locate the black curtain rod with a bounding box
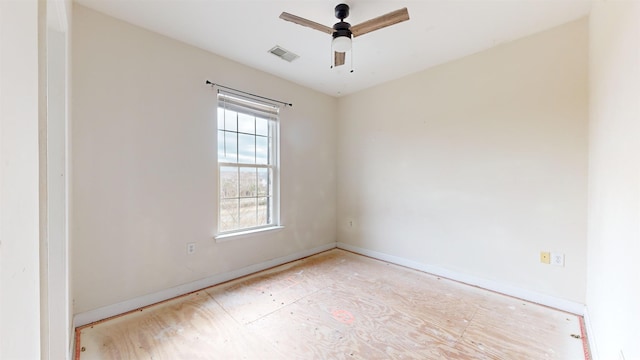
[205,80,293,108]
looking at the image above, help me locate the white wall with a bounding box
[0,0,43,358]
[45,0,73,357]
[337,18,588,304]
[587,2,640,359]
[72,5,337,314]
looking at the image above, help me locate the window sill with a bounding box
[214,226,284,243]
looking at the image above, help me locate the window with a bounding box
[217,91,279,235]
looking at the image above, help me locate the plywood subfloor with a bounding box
[76,249,588,359]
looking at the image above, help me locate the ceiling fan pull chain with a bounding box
[350,47,354,73]
[330,41,336,69]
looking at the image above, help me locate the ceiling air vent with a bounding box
[269,45,299,62]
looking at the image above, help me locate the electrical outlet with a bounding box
[540,251,550,264]
[550,252,564,267]
[346,218,355,229]
[187,243,196,255]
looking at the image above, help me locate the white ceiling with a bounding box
[74,0,592,96]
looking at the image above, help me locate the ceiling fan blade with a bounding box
[279,12,333,35]
[351,8,409,37]
[334,52,346,67]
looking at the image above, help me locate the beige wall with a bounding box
[587,2,640,359]
[337,18,588,303]
[71,5,337,314]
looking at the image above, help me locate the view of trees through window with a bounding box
[217,101,276,233]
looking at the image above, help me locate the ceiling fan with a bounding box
[279,4,410,68]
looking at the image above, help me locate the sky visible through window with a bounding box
[218,109,269,164]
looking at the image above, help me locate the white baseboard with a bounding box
[337,242,585,315]
[73,242,336,328]
[583,306,599,360]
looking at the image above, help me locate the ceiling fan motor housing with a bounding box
[332,21,352,39]
[333,4,352,39]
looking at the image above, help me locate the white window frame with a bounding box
[215,90,281,239]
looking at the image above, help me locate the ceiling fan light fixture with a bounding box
[332,35,351,52]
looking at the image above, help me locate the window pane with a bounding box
[256,117,269,136]
[238,133,256,164]
[239,198,257,229]
[220,131,238,162]
[257,168,270,196]
[256,136,269,165]
[238,113,255,134]
[239,167,257,198]
[217,108,224,130]
[219,199,239,232]
[257,197,269,225]
[224,109,237,131]
[220,166,238,198]
[217,131,224,157]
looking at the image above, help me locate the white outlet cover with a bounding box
[550,252,564,267]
